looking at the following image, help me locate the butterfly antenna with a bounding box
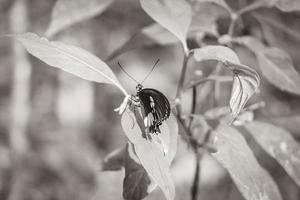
[118,62,139,84]
[141,58,160,84]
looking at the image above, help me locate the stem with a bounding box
[228,13,239,37]
[191,152,202,200]
[175,52,190,116]
[188,86,197,130]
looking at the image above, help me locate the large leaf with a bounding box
[212,123,282,200]
[12,32,127,96]
[257,47,300,96]
[121,107,177,200]
[140,0,192,52]
[245,121,300,186]
[193,46,260,117]
[275,0,300,12]
[46,0,114,36]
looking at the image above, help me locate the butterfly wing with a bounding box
[138,88,170,134]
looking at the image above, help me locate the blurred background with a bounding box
[0,0,300,199]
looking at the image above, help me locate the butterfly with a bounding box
[118,59,171,135]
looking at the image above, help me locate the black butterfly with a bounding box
[118,59,171,135]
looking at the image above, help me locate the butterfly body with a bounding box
[135,84,170,134]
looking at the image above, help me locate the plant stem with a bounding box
[228,13,239,37]
[188,86,197,130]
[175,54,190,115]
[191,152,202,200]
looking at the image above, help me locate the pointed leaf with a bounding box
[121,108,176,200]
[212,123,282,200]
[12,32,127,95]
[140,0,192,52]
[245,121,300,187]
[46,0,114,36]
[257,47,300,96]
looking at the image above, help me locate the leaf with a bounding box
[193,46,260,117]
[121,107,176,200]
[193,45,240,64]
[212,123,283,200]
[107,23,179,61]
[123,143,155,200]
[102,146,126,171]
[194,0,232,13]
[257,47,300,96]
[141,23,180,46]
[12,32,127,96]
[245,121,300,187]
[46,0,114,36]
[275,0,300,12]
[140,0,192,52]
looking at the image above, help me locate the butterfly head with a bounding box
[136,84,143,92]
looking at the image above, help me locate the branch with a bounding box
[175,53,190,115]
[188,86,197,130]
[191,152,202,200]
